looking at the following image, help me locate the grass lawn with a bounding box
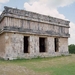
[0,54,75,75]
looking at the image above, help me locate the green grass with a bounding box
[0,54,75,75]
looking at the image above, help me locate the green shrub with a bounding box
[68,44,75,54]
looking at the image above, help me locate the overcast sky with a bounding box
[0,0,75,45]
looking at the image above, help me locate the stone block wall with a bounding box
[4,17,69,35]
[0,17,70,38]
[59,38,69,54]
[4,33,23,60]
[0,33,6,58]
[0,6,70,38]
[0,32,69,60]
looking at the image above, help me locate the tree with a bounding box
[68,44,75,54]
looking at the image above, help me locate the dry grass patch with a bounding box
[0,54,75,75]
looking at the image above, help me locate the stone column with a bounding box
[59,38,69,55]
[29,35,39,58]
[47,37,55,56]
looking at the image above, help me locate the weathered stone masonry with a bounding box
[0,6,70,60]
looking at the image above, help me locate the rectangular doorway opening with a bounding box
[54,38,59,52]
[24,36,29,53]
[39,37,46,52]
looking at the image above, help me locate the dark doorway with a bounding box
[39,37,46,52]
[54,38,59,52]
[24,36,29,53]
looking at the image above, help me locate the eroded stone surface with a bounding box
[0,6,70,60]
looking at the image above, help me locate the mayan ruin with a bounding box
[0,6,70,60]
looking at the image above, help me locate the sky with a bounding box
[0,0,75,45]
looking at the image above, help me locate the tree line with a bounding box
[68,44,75,54]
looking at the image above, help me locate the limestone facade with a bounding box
[0,6,70,60]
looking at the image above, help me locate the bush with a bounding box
[68,44,75,54]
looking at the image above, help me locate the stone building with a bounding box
[0,6,70,60]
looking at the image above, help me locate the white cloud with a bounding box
[0,0,9,14]
[24,0,75,44]
[69,22,75,44]
[24,0,75,19]
[0,0,9,3]
[29,0,75,8]
[0,11,2,14]
[24,1,65,19]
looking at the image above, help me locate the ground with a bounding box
[0,54,75,75]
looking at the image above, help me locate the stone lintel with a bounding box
[0,26,70,38]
